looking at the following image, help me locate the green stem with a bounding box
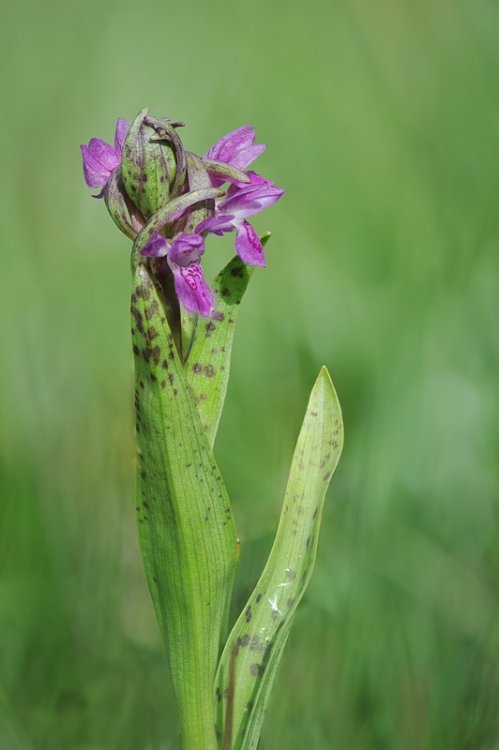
[178,695,218,750]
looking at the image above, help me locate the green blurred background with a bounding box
[1,0,498,747]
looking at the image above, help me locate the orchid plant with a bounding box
[81,110,343,750]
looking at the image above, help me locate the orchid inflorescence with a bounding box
[80,109,343,750]
[81,112,284,317]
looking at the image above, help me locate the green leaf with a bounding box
[184,255,254,447]
[184,234,271,448]
[215,367,344,749]
[131,264,238,750]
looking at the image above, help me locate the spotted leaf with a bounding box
[215,367,344,749]
[184,234,270,448]
[131,264,238,750]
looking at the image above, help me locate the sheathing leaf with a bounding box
[185,256,253,447]
[131,264,238,749]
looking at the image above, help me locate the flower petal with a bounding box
[80,144,113,188]
[114,118,130,153]
[170,259,214,317]
[86,137,120,171]
[169,233,205,265]
[140,234,169,257]
[220,181,284,220]
[196,214,236,236]
[235,221,266,267]
[226,170,274,195]
[205,125,266,171]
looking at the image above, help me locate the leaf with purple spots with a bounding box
[131,265,238,750]
[214,368,343,749]
[184,234,271,448]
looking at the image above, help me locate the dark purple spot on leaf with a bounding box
[250,663,264,677]
[136,284,152,300]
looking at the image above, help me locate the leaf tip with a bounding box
[314,366,344,451]
[260,231,272,247]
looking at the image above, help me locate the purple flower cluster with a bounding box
[81,117,283,316]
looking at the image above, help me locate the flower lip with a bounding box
[139,232,213,317]
[235,221,266,267]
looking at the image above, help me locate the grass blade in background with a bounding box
[215,367,344,749]
[0,690,32,750]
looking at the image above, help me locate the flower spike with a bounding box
[81,110,283,317]
[81,108,344,750]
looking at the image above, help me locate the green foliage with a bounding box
[0,691,32,750]
[216,368,343,749]
[185,256,254,447]
[132,254,343,749]
[131,266,238,749]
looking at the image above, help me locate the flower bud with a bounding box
[121,109,187,221]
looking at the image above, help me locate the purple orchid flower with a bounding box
[196,172,284,267]
[204,125,266,173]
[81,118,129,197]
[141,232,213,317]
